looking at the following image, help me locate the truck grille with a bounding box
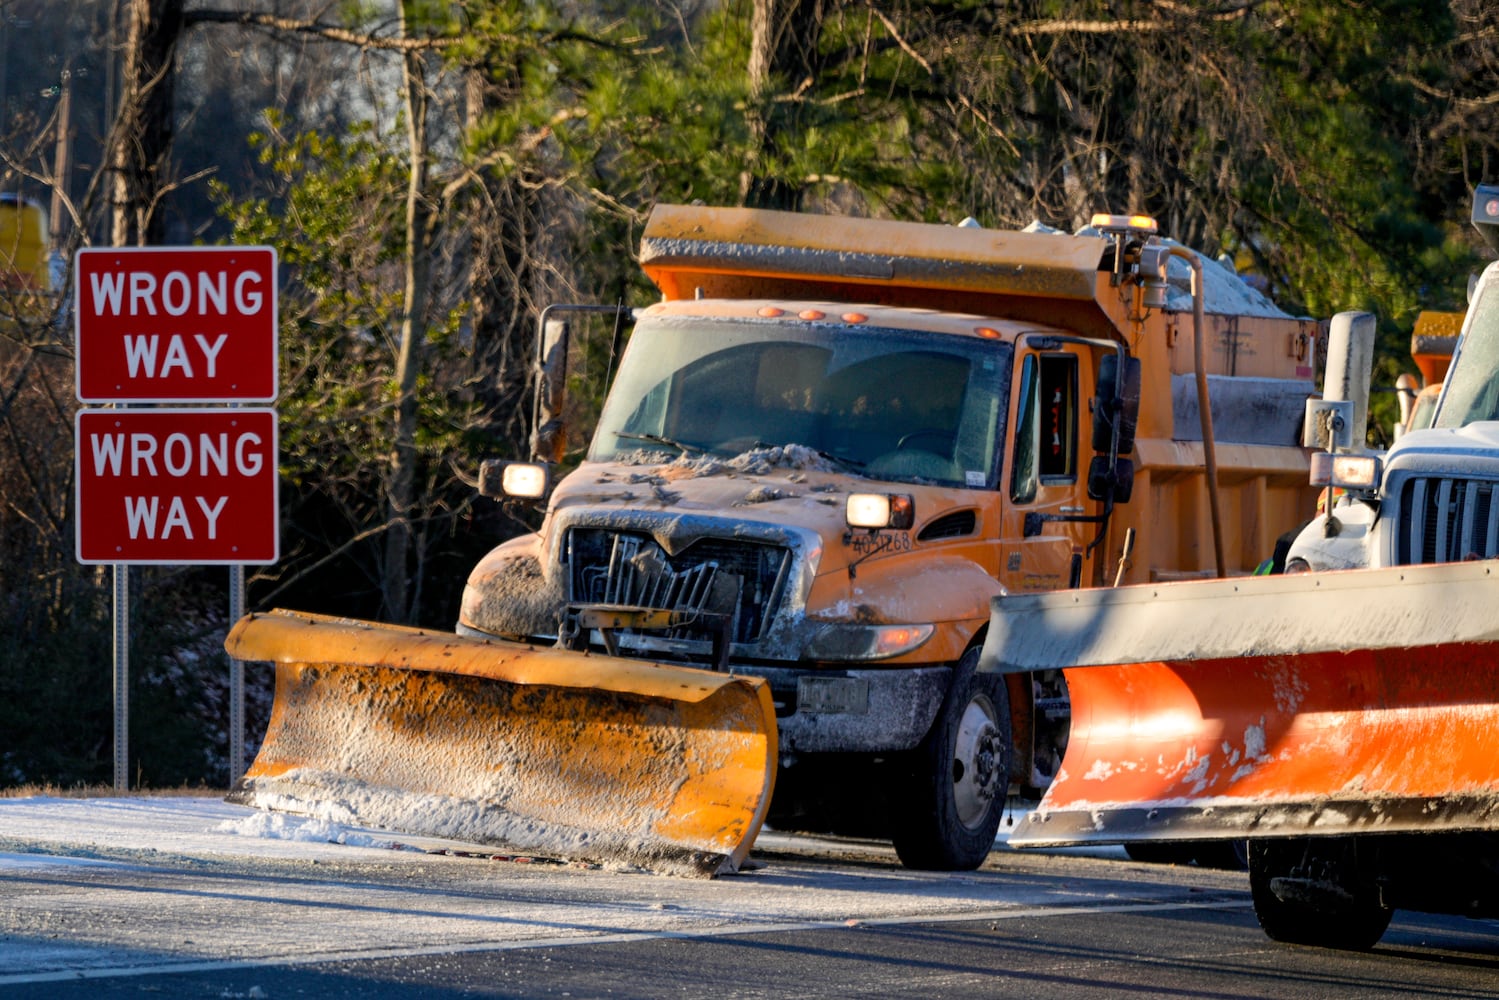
[565,528,792,644]
[1397,476,1499,563]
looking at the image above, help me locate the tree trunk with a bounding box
[384,5,434,624]
[742,0,824,210]
[111,0,184,246]
[464,68,536,458]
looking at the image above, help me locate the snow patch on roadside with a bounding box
[215,811,423,852]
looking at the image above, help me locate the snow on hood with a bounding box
[543,445,890,558]
[612,444,846,479]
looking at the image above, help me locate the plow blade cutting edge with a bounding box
[978,561,1499,848]
[226,610,778,876]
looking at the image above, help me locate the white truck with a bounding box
[978,184,1499,949]
[1287,184,1499,573]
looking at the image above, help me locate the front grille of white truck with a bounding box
[565,528,793,644]
[1397,476,1499,563]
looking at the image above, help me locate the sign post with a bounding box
[74,246,279,790]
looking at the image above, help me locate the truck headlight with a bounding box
[804,622,935,661]
[480,460,551,500]
[1309,452,1381,490]
[846,493,914,530]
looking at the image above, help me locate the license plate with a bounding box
[797,676,870,714]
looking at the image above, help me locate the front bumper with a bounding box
[742,664,950,755]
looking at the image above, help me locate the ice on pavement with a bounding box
[0,795,492,867]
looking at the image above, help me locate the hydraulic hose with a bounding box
[1167,246,1226,578]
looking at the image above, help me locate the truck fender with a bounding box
[1283,503,1377,573]
[459,531,567,640]
[828,554,1000,662]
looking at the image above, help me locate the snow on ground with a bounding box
[0,794,1119,874]
[0,796,1176,987]
[0,795,499,865]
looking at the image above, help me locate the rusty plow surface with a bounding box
[225,610,777,877]
[979,562,1499,847]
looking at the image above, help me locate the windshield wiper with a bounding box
[814,448,865,472]
[614,431,706,457]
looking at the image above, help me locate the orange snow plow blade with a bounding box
[225,610,777,876]
[978,562,1499,848]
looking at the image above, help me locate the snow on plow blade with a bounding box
[225,610,777,877]
[978,562,1499,848]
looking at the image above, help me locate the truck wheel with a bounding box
[1248,839,1392,950]
[891,648,1010,870]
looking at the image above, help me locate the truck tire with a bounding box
[1248,838,1392,950]
[891,648,1010,870]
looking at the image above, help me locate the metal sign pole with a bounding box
[76,246,279,795]
[112,563,128,792]
[228,564,245,784]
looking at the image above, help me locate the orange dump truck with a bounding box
[0,193,48,291]
[230,205,1327,875]
[1395,309,1459,436]
[979,185,1499,947]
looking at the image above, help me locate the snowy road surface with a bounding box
[0,795,1234,989]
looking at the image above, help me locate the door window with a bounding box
[1010,352,1078,502]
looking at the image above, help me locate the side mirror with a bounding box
[531,317,570,463]
[1087,455,1134,504]
[1091,353,1141,455]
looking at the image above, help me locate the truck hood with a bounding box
[1384,421,1499,476]
[548,446,859,541]
[460,443,995,653]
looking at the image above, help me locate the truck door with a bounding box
[1000,347,1094,592]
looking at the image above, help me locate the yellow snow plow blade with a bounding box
[978,562,1499,848]
[225,610,777,877]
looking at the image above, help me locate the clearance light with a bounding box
[758,306,785,317]
[1090,213,1159,236]
[1309,452,1381,490]
[846,493,915,530]
[804,622,935,661]
[842,312,868,324]
[974,326,1003,339]
[799,309,826,320]
[1478,192,1499,226]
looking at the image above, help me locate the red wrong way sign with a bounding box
[76,246,278,403]
[76,408,279,565]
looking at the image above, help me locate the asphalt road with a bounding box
[2,799,1498,998]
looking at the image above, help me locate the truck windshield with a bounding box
[1435,273,1499,428]
[590,315,1011,488]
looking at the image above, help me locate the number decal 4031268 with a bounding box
[849,532,913,557]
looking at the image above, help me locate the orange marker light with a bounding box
[1090,213,1159,235]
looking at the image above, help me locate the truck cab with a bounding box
[460,204,1321,870]
[1289,187,1499,573]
